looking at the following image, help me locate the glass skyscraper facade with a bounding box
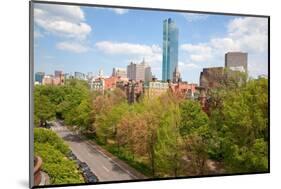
[162,18,179,82]
[35,72,45,84]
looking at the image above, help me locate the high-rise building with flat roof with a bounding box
[127,62,145,81]
[35,72,45,84]
[74,72,86,80]
[225,52,248,73]
[127,59,153,82]
[162,18,179,82]
[54,70,63,77]
[112,68,127,78]
[144,66,152,82]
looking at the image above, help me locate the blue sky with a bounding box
[34,3,268,84]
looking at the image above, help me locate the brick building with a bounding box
[169,82,197,99]
[199,67,225,89]
[124,80,144,103]
[144,79,169,98]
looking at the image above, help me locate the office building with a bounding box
[199,67,225,89]
[127,59,153,82]
[225,52,248,73]
[112,68,127,78]
[74,72,86,80]
[54,70,64,85]
[144,79,169,98]
[127,62,145,81]
[35,72,45,84]
[54,70,63,77]
[87,72,94,80]
[162,18,179,82]
[97,69,104,78]
[144,66,153,82]
[89,78,104,92]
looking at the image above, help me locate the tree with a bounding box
[93,89,126,143]
[155,103,183,177]
[34,88,56,127]
[209,78,268,173]
[115,99,161,177]
[179,100,210,175]
[76,99,92,131]
[34,79,93,131]
[179,100,209,136]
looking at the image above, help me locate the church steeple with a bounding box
[173,65,181,83]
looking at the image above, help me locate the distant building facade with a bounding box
[42,75,53,85]
[124,80,144,103]
[127,62,145,81]
[199,67,225,89]
[169,82,197,99]
[89,78,104,92]
[75,72,86,80]
[112,68,127,78]
[104,76,118,90]
[54,70,63,77]
[144,79,169,98]
[127,60,152,82]
[53,75,64,85]
[87,72,94,80]
[144,66,153,82]
[162,18,179,82]
[42,71,64,86]
[35,72,45,84]
[225,52,248,73]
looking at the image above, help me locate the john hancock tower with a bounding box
[162,18,179,82]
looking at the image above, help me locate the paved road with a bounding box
[51,122,138,182]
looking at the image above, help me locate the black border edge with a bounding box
[32,171,269,189]
[29,1,34,188]
[267,16,270,173]
[29,0,270,188]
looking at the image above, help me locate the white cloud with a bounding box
[93,7,129,15]
[95,41,162,63]
[190,54,211,62]
[56,41,90,53]
[34,4,91,40]
[180,43,212,62]
[111,8,128,15]
[179,61,200,69]
[181,43,211,54]
[180,17,268,77]
[227,17,268,53]
[209,37,239,52]
[181,13,209,22]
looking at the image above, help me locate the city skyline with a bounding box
[34,3,268,84]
